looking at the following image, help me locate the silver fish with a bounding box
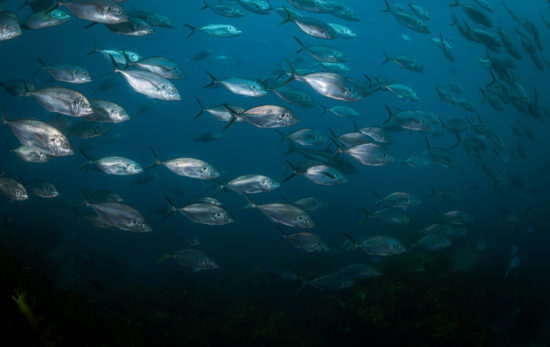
[35,58,91,84]
[128,56,185,80]
[0,176,28,201]
[204,72,267,97]
[27,86,93,117]
[295,36,347,63]
[223,104,298,129]
[221,174,280,194]
[6,142,52,163]
[21,178,59,198]
[346,234,406,256]
[0,11,22,41]
[2,113,73,156]
[200,0,245,18]
[80,152,143,176]
[245,196,315,228]
[185,23,242,38]
[148,147,220,180]
[158,248,219,271]
[85,99,130,123]
[278,227,329,252]
[286,161,347,185]
[280,7,338,39]
[165,197,233,226]
[21,9,70,30]
[55,0,128,24]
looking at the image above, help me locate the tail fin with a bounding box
[381,0,392,12]
[284,160,298,182]
[156,247,171,264]
[381,50,390,65]
[279,6,294,25]
[424,136,431,151]
[0,108,7,125]
[358,208,371,226]
[343,232,359,248]
[79,150,93,170]
[372,193,382,206]
[279,59,298,86]
[33,58,46,75]
[184,24,197,39]
[102,54,120,76]
[241,193,256,211]
[296,276,308,296]
[283,140,297,156]
[449,0,460,7]
[17,0,29,10]
[145,147,161,170]
[203,71,218,88]
[382,104,394,124]
[280,195,292,204]
[163,195,178,218]
[319,104,329,117]
[275,130,287,144]
[44,0,60,14]
[194,96,205,119]
[450,130,461,149]
[200,0,209,10]
[78,188,92,208]
[294,36,305,53]
[86,38,98,55]
[222,104,240,130]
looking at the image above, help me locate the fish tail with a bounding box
[450,130,461,149]
[342,232,358,247]
[120,50,132,68]
[145,147,161,169]
[352,120,359,132]
[78,188,91,208]
[382,104,393,124]
[200,0,209,10]
[44,0,60,14]
[381,0,391,12]
[358,208,371,226]
[222,104,238,130]
[372,192,382,206]
[194,96,205,119]
[5,140,13,158]
[79,150,93,169]
[163,195,177,218]
[294,36,305,53]
[84,22,98,30]
[381,50,390,65]
[423,136,431,151]
[295,276,307,296]
[279,59,297,86]
[203,71,218,88]
[275,130,287,144]
[479,87,487,104]
[280,195,292,204]
[283,140,296,156]
[86,38,98,55]
[156,247,171,264]
[32,58,46,75]
[319,104,329,117]
[241,193,256,211]
[101,54,120,77]
[0,108,7,125]
[279,6,293,25]
[284,160,297,182]
[184,24,197,39]
[449,0,460,7]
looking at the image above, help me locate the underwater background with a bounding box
[1,0,550,345]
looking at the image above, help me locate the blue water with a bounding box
[1,0,550,344]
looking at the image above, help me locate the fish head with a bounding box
[105,4,128,23]
[297,214,315,228]
[129,216,152,232]
[213,209,234,225]
[15,187,28,201]
[228,25,242,35]
[260,177,280,191]
[51,135,74,156]
[126,163,143,175]
[0,23,21,40]
[161,84,181,101]
[73,96,93,116]
[127,52,142,63]
[111,107,130,122]
[390,241,406,254]
[76,68,92,83]
[199,164,220,179]
[200,258,219,270]
[132,19,153,35]
[278,110,297,126]
[50,9,70,21]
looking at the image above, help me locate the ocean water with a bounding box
[1,0,550,345]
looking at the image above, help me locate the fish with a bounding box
[223,104,298,129]
[157,248,219,271]
[0,79,36,97]
[279,6,339,39]
[277,128,328,146]
[334,141,394,167]
[373,192,421,210]
[326,1,359,21]
[336,264,380,279]
[80,151,143,176]
[164,196,234,226]
[269,85,316,108]
[204,72,267,98]
[345,233,406,256]
[194,98,245,122]
[285,161,347,185]
[128,11,173,28]
[19,177,59,198]
[184,23,242,39]
[34,58,91,84]
[80,189,151,232]
[408,3,430,20]
[358,207,410,225]
[6,141,52,163]
[125,55,185,80]
[244,196,315,228]
[68,121,111,139]
[282,196,328,211]
[50,0,129,24]
[105,55,181,101]
[1,111,73,156]
[286,0,332,13]
[194,132,222,144]
[327,22,356,39]
[238,0,273,15]
[382,50,424,73]
[424,137,459,169]
[294,36,347,63]
[435,209,472,225]
[417,234,452,251]
[381,0,430,33]
[0,176,28,201]
[299,274,354,292]
[101,14,152,36]
[277,227,329,252]
[218,174,280,194]
[26,86,93,117]
[21,9,70,30]
[320,105,358,118]
[0,11,22,41]
[504,255,520,278]
[147,147,220,180]
[450,0,492,27]
[85,99,130,123]
[200,0,245,18]
[86,40,142,65]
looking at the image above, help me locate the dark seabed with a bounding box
[1,0,550,345]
